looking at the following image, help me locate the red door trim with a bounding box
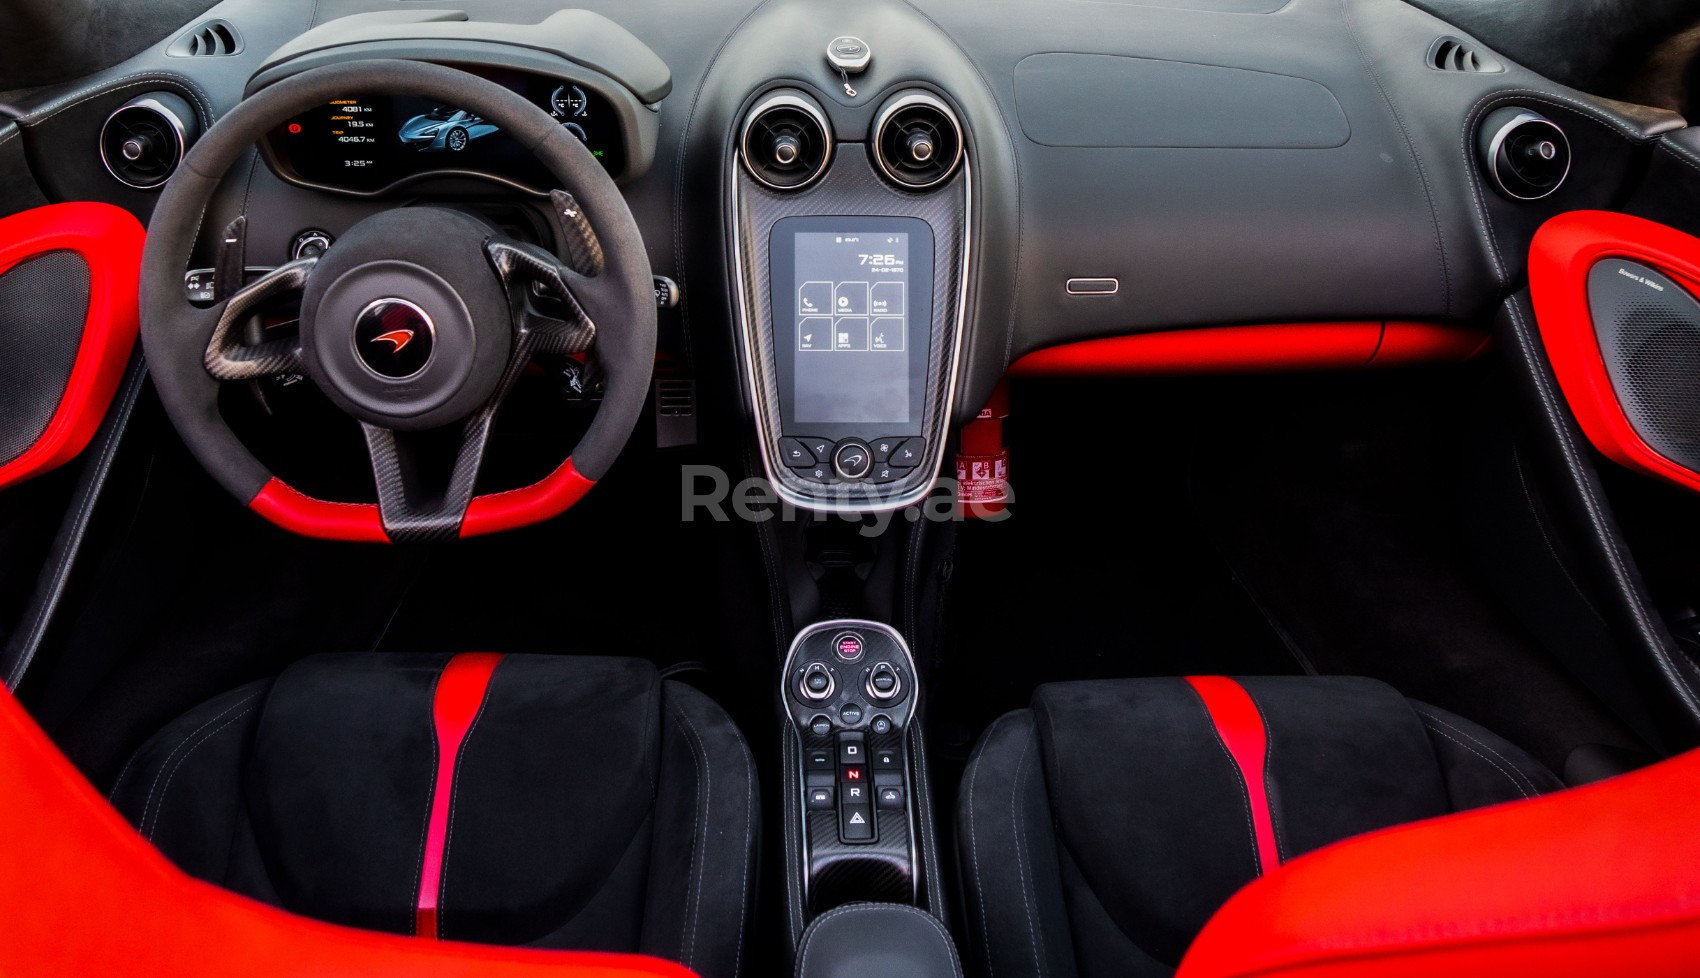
[0,203,145,491]
[417,653,503,939]
[1186,676,1281,876]
[1529,210,1700,494]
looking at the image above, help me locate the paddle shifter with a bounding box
[783,619,919,911]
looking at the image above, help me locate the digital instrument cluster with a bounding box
[263,66,627,194]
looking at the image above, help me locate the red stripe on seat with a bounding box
[416,653,503,939]
[1186,676,1280,876]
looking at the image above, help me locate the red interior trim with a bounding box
[417,653,503,939]
[1529,210,1700,494]
[1176,744,1700,978]
[459,457,596,538]
[249,479,390,543]
[1007,321,1486,377]
[250,459,595,543]
[1186,676,1280,876]
[0,203,144,491]
[0,682,695,978]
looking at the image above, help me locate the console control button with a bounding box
[832,631,866,662]
[866,663,902,702]
[799,663,835,702]
[841,780,869,805]
[839,702,863,725]
[837,732,866,765]
[873,748,900,771]
[809,716,833,737]
[806,747,833,770]
[832,440,874,480]
[870,465,904,483]
[807,785,835,810]
[877,785,904,809]
[840,803,874,841]
[887,438,925,469]
[872,437,903,462]
[797,464,834,484]
[799,437,834,461]
[870,715,893,735]
[778,437,817,469]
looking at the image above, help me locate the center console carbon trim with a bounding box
[729,138,973,514]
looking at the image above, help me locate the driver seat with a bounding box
[108,652,754,977]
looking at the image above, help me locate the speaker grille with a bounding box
[0,252,92,465]
[1589,259,1700,471]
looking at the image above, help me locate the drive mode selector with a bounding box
[866,662,902,702]
[799,662,836,702]
[833,440,874,480]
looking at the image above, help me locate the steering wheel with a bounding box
[139,60,656,543]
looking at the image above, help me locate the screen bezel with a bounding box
[768,215,935,443]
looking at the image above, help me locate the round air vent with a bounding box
[740,91,832,191]
[872,91,963,191]
[1478,107,1570,201]
[100,93,199,190]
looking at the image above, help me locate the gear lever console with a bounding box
[783,620,919,911]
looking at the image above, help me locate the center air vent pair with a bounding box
[740,89,962,192]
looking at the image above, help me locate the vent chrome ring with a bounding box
[740,91,833,192]
[99,94,195,190]
[872,91,964,191]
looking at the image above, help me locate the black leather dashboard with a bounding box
[2,0,1695,422]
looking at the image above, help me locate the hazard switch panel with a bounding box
[784,619,919,911]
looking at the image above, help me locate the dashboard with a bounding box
[5,0,1699,514]
[261,66,627,195]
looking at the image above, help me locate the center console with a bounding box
[729,84,972,512]
[781,620,922,913]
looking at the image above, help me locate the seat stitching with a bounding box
[1414,707,1541,797]
[142,700,259,840]
[1183,684,1262,878]
[729,722,754,978]
[1414,709,1534,800]
[964,713,1013,978]
[1010,724,1048,978]
[784,732,804,940]
[666,699,711,969]
[132,690,264,834]
[436,672,497,936]
[913,722,946,914]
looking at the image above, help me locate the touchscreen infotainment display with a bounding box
[770,216,934,439]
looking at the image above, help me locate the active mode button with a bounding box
[832,440,874,480]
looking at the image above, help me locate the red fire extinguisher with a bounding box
[955,381,1010,518]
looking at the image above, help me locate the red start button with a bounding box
[833,631,866,662]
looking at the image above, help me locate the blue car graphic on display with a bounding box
[397,107,499,152]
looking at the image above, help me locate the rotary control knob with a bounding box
[865,662,901,702]
[799,662,836,702]
[291,228,334,261]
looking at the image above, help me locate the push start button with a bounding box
[833,630,866,662]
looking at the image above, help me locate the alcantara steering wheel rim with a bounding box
[138,60,657,542]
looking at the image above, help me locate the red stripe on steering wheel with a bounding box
[247,457,595,542]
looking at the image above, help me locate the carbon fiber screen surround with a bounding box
[0,251,91,465]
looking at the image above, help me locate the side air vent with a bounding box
[872,91,963,191]
[740,91,832,191]
[1477,106,1571,201]
[167,19,243,57]
[99,93,199,190]
[1427,36,1501,73]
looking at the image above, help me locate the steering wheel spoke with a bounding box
[203,256,315,381]
[361,414,496,542]
[484,236,603,357]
